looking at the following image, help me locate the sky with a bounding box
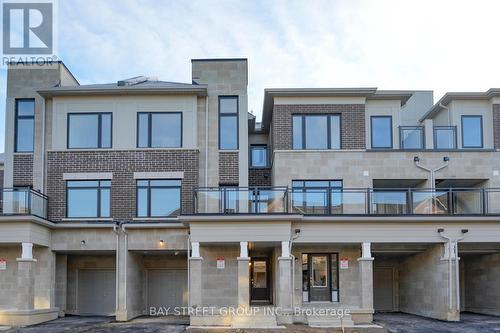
[2,0,500,152]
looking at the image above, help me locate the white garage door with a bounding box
[78,269,116,315]
[148,269,188,311]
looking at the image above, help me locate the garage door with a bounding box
[374,267,394,312]
[78,269,116,315]
[148,269,188,310]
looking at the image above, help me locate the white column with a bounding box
[239,241,249,259]
[361,242,372,259]
[21,242,34,260]
[191,242,200,258]
[281,241,290,258]
[358,242,374,313]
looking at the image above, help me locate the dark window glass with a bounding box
[15,99,35,152]
[330,253,339,301]
[461,116,483,148]
[293,115,341,149]
[219,97,238,149]
[250,145,268,167]
[371,116,392,148]
[136,179,181,217]
[292,180,343,214]
[66,180,111,218]
[68,113,112,149]
[137,112,182,148]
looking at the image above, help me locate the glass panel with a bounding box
[149,179,181,187]
[330,254,339,301]
[292,116,303,149]
[305,115,328,149]
[67,188,98,217]
[100,188,111,217]
[220,116,238,149]
[251,146,267,167]
[401,127,423,149]
[452,190,483,214]
[16,118,34,152]
[487,190,500,214]
[68,114,99,148]
[151,113,181,148]
[372,190,408,214]
[137,188,148,217]
[67,180,99,187]
[435,128,456,149]
[150,187,180,216]
[412,190,449,214]
[339,191,367,214]
[371,117,392,148]
[304,181,330,188]
[137,180,149,187]
[99,180,111,187]
[137,113,149,148]
[330,115,341,149]
[462,116,482,148]
[2,190,29,214]
[219,97,238,114]
[302,254,309,292]
[17,100,35,116]
[252,261,267,288]
[101,114,112,148]
[311,255,328,287]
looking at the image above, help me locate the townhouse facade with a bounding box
[1,58,500,328]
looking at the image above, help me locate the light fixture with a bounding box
[81,240,86,245]
[174,251,179,256]
[414,156,420,162]
[443,156,449,162]
[159,239,164,244]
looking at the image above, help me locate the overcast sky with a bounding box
[2,0,500,152]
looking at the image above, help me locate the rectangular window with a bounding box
[136,179,181,217]
[68,113,112,149]
[434,126,457,149]
[461,115,483,148]
[292,114,341,150]
[137,112,182,148]
[15,99,35,152]
[302,253,339,302]
[66,180,111,218]
[219,96,238,149]
[400,126,424,150]
[250,145,268,168]
[371,116,392,149]
[292,180,343,214]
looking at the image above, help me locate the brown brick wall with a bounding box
[494,104,500,149]
[219,151,239,185]
[13,154,33,186]
[248,168,272,187]
[46,150,199,221]
[271,104,366,151]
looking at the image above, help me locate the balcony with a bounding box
[193,187,500,216]
[1,188,48,219]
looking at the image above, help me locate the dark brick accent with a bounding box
[13,154,33,186]
[271,104,366,151]
[494,105,500,149]
[219,151,239,185]
[46,150,199,221]
[248,168,272,187]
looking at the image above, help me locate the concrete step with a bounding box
[231,310,280,329]
[307,313,354,327]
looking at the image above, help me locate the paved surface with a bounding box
[374,312,500,333]
[5,316,188,333]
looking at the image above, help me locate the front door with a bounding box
[309,254,331,302]
[250,258,270,303]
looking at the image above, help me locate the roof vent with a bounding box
[117,76,149,86]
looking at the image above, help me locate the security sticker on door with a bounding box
[0,259,6,270]
[340,257,349,269]
[216,256,225,269]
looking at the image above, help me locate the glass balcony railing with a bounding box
[193,187,500,216]
[1,188,48,219]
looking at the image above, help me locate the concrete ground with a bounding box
[374,312,500,333]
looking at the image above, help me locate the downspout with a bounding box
[289,229,300,308]
[438,229,453,312]
[414,160,433,190]
[454,230,468,311]
[112,222,120,313]
[187,233,191,308]
[121,222,129,314]
[205,96,209,188]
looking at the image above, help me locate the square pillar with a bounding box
[16,243,37,310]
[357,242,374,311]
[189,242,203,307]
[237,241,250,308]
[277,241,292,311]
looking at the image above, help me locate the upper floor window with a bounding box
[137,179,181,217]
[250,145,268,168]
[138,112,182,148]
[434,126,457,149]
[400,126,424,150]
[371,116,392,149]
[292,114,341,150]
[15,99,35,152]
[219,96,239,150]
[68,113,112,149]
[66,180,111,218]
[461,115,483,148]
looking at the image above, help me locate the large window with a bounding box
[15,99,35,152]
[219,96,238,149]
[68,113,112,149]
[66,180,111,218]
[292,180,343,214]
[137,179,181,217]
[137,112,182,148]
[461,115,483,148]
[371,116,392,149]
[250,145,268,168]
[292,114,341,150]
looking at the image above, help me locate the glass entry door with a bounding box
[250,258,270,302]
[303,253,339,302]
